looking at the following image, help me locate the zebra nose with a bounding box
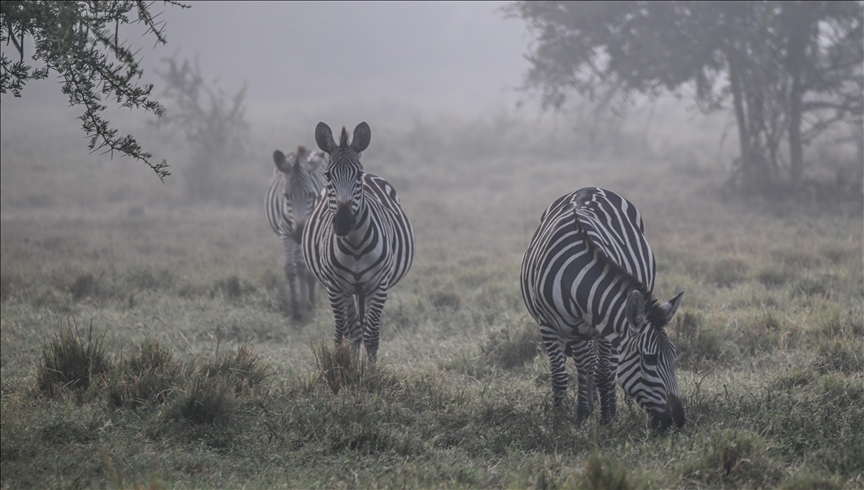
[650,394,685,432]
[333,203,354,236]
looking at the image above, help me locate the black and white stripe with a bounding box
[265,145,326,319]
[521,187,685,430]
[303,122,414,362]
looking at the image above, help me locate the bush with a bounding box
[37,319,110,397]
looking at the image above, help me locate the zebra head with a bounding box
[273,146,325,243]
[620,289,686,431]
[315,122,371,236]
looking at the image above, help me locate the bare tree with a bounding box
[152,56,248,203]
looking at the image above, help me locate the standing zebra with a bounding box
[265,145,327,319]
[521,187,685,430]
[303,122,414,362]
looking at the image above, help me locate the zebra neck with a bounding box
[336,206,373,248]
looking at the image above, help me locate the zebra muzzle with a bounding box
[292,222,305,243]
[333,204,355,236]
[650,394,685,432]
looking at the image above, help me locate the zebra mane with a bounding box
[571,204,669,329]
[339,127,349,148]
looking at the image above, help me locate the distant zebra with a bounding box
[265,145,327,319]
[303,122,414,362]
[521,187,685,430]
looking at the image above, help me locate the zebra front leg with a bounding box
[595,337,619,425]
[327,287,360,350]
[361,287,388,364]
[280,234,301,320]
[569,337,597,425]
[296,248,316,310]
[541,330,569,407]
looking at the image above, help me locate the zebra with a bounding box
[265,145,327,319]
[520,187,685,431]
[303,122,414,362]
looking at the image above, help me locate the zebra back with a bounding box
[570,187,656,293]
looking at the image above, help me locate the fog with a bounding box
[1,1,732,213]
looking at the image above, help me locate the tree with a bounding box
[1,1,188,181]
[151,56,249,203]
[507,1,863,194]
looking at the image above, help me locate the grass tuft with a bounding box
[312,340,366,394]
[578,451,639,490]
[107,339,181,409]
[204,344,271,394]
[37,319,110,397]
[682,428,782,487]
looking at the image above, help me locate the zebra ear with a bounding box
[625,290,646,335]
[351,122,371,153]
[660,291,685,326]
[315,122,336,154]
[273,150,293,173]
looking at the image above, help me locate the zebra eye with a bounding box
[324,170,331,179]
[643,354,658,365]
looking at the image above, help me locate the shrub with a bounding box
[37,319,110,397]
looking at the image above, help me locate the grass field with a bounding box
[1,114,863,489]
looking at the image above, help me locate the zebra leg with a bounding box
[296,246,316,309]
[327,287,360,350]
[541,329,569,407]
[361,287,388,364]
[280,234,301,319]
[568,337,597,425]
[595,337,619,424]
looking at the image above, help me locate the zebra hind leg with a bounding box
[541,331,569,408]
[595,338,619,424]
[569,338,597,426]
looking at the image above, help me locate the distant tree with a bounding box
[507,1,863,194]
[151,56,249,203]
[1,1,189,181]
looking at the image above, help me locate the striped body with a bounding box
[264,146,326,318]
[521,187,685,430]
[304,122,414,361]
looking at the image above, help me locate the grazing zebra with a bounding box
[265,145,327,319]
[303,122,414,362]
[521,187,685,431]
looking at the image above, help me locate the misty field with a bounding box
[1,120,862,489]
